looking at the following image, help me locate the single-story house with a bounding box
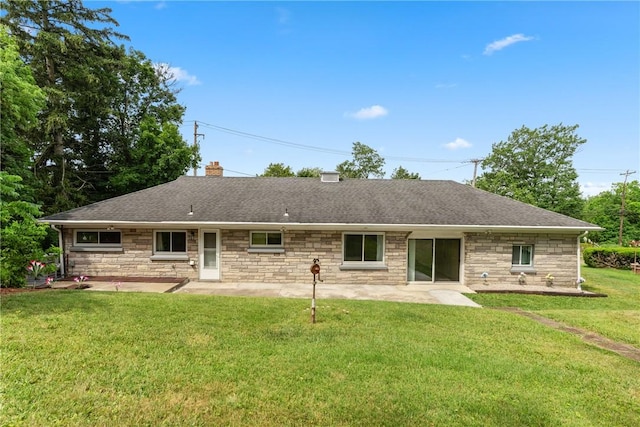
[42,161,601,288]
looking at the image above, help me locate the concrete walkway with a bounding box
[175,281,482,307]
[53,277,600,306]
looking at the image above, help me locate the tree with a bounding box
[582,181,640,244]
[2,1,197,212]
[108,117,197,194]
[391,166,420,180]
[296,167,322,178]
[0,173,51,287]
[475,124,585,218]
[0,25,45,194]
[336,142,385,179]
[105,48,198,197]
[1,0,128,212]
[260,163,295,177]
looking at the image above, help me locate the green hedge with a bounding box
[583,246,640,269]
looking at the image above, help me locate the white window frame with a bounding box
[248,231,284,253]
[512,244,534,266]
[72,229,122,251]
[340,232,386,269]
[511,244,535,272]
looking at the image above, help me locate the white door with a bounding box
[199,230,220,280]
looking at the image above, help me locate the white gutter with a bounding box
[40,220,603,234]
[50,224,65,277]
[576,231,589,290]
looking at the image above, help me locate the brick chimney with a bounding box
[205,161,223,177]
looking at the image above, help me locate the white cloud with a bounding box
[344,105,389,120]
[435,83,457,89]
[276,7,291,25]
[581,182,612,197]
[154,2,167,10]
[483,33,534,55]
[444,138,472,150]
[154,63,201,86]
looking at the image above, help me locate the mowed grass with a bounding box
[469,266,640,348]
[1,273,638,426]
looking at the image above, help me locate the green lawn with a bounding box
[469,266,640,347]
[1,269,639,426]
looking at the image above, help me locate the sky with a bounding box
[96,0,639,196]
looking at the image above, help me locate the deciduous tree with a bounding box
[0,25,45,196]
[391,166,420,180]
[0,173,51,287]
[296,167,322,178]
[260,163,295,177]
[336,142,385,179]
[476,124,585,218]
[583,181,640,244]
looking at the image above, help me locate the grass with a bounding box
[469,266,640,347]
[1,269,639,426]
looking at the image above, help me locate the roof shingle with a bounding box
[43,176,599,229]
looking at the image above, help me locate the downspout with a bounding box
[50,224,65,277]
[576,231,589,291]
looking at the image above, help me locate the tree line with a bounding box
[259,126,638,246]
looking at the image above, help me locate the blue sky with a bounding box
[100,1,638,195]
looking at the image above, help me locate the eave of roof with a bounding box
[40,176,603,232]
[41,219,602,234]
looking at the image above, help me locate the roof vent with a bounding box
[320,171,339,183]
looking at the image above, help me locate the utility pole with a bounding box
[193,121,205,176]
[469,158,484,188]
[618,169,636,245]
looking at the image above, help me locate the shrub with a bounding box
[583,246,640,269]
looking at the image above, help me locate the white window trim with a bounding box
[71,229,123,252]
[341,232,386,269]
[511,244,536,273]
[249,231,284,253]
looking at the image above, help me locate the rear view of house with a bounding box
[42,165,600,289]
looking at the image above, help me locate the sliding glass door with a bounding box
[407,238,460,282]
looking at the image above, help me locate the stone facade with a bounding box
[220,230,407,285]
[464,232,580,288]
[63,229,199,280]
[62,228,581,287]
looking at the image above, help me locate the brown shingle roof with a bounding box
[42,176,599,230]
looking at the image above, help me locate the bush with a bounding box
[583,246,640,269]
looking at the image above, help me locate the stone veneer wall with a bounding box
[63,228,199,279]
[63,228,408,284]
[63,228,581,287]
[464,232,580,288]
[220,230,408,285]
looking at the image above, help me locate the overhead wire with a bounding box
[183,120,635,178]
[191,120,464,164]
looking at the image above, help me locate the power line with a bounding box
[194,121,464,164]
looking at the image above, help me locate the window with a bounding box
[75,230,122,246]
[155,231,187,253]
[343,233,384,263]
[512,245,533,266]
[250,231,283,248]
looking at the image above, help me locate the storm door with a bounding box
[199,230,220,280]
